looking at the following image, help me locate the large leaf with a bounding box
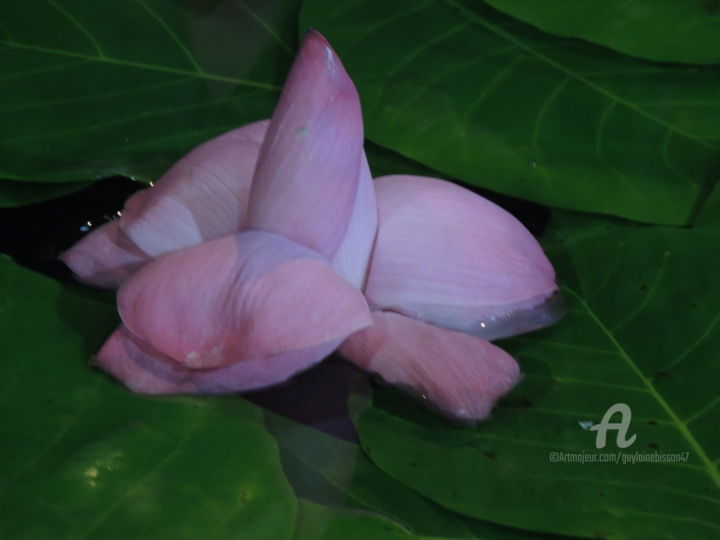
[300,0,720,225]
[0,0,297,182]
[353,212,720,538]
[483,0,720,65]
[0,257,297,539]
[264,412,546,539]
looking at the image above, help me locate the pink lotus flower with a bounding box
[61,31,559,421]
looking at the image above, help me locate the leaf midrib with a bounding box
[565,286,720,490]
[442,0,716,152]
[365,407,720,513]
[0,39,281,91]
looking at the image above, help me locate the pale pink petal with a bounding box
[95,325,339,394]
[340,311,520,421]
[365,175,560,340]
[247,31,364,259]
[118,230,371,370]
[330,155,377,288]
[233,119,269,145]
[59,220,148,289]
[120,120,269,257]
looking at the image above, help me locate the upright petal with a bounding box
[118,230,371,370]
[340,311,520,421]
[120,120,269,257]
[365,175,560,340]
[96,325,338,394]
[59,220,149,289]
[330,155,377,288]
[247,31,364,260]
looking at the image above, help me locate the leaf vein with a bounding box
[610,250,670,332]
[0,39,280,91]
[661,309,720,374]
[1,96,240,144]
[565,287,720,489]
[442,0,716,151]
[685,395,720,425]
[388,45,517,125]
[233,0,293,55]
[136,0,203,72]
[660,130,698,188]
[0,59,88,84]
[593,101,620,177]
[531,76,570,150]
[348,0,433,47]
[0,76,192,114]
[587,237,624,299]
[460,54,524,164]
[371,21,469,113]
[45,0,106,57]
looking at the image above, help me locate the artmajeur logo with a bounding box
[548,403,690,464]
[589,402,637,449]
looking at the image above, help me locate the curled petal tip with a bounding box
[60,120,269,289]
[248,30,364,259]
[59,220,148,289]
[305,28,328,44]
[299,29,349,84]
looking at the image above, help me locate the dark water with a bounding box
[0,176,549,441]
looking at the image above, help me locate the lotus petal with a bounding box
[96,325,339,394]
[118,230,371,369]
[120,120,269,257]
[365,175,559,340]
[59,220,148,289]
[340,311,520,420]
[330,155,377,288]
[247,31,364,260]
